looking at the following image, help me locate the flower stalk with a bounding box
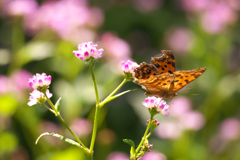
[135,115,153,154]
[89,62,101,159]
[43,92,89,154]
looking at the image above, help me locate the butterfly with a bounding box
[133,50,206,99]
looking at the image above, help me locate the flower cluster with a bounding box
[121,60,139,74]
[28,90,52,106]
[155,97,205,140]
[29,73,51,90]
[142,97,169,117]
[2,0,104,43]
[147,119,160,129]
[73,42,103,61]
[181,0,239,34]
[28,73,52,106]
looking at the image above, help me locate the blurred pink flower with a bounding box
[141,151,167,160]
[156,121,183,140]
[201,2,238,34]
[2,0,38,17]
[169,97,191,117]
[10,69,32,91]
[156,97,205,139]
[0,69,32,95]
[179,111,205,130]
[181,0,209,12]
[23,0,104,42]
[99,32,132,63]
[165,27,195,54]
[0,76,9,94]
[133,0,163,13]
[219,118,240,141]
[70,118,92,137]
[107,151,129,160]
[224,0,240,11]
[87,7,104,27]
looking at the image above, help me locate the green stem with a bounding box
[100,78,128,107]
[89,63,101,159]
[43,92,89,154]
[89,63,100,105]
[135,116,153,154]
[43,104,55,114]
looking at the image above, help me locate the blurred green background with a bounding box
[0,0,240,160]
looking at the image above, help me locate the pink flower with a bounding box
[29,73,51,90]
[99,32,132,63]
[165,27,195,54]
[142,97,169,117]
[2,0,38,17]
[219,118,240,141]
[169,97,191,117]
[141,151,167,160]
[180,111,205,130]
[155,97,205,140]
[70,118,92,137]
[10,69,32,91]
[155,121,183,140]
[181,0,209,12]
[201,2,238,34]
[107,152,129,160]
[0,76,9,94]
[73,42,103,61]
[28,89,52,106]
[121,60,139,74]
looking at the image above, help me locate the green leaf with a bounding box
[54,97,61,112]
[123,139,136,156]
[111,89,136,99]
[101,89,136,107]
[36,132,82,149]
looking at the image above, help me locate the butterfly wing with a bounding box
[134,62,159,79]
[173,68,206,92]
[134,73,175,98]
[151,50,176,74]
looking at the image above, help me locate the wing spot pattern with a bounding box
[146,69,151,74]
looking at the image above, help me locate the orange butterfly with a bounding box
[133,50,206,99]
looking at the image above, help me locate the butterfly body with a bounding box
[134,50,206,99]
